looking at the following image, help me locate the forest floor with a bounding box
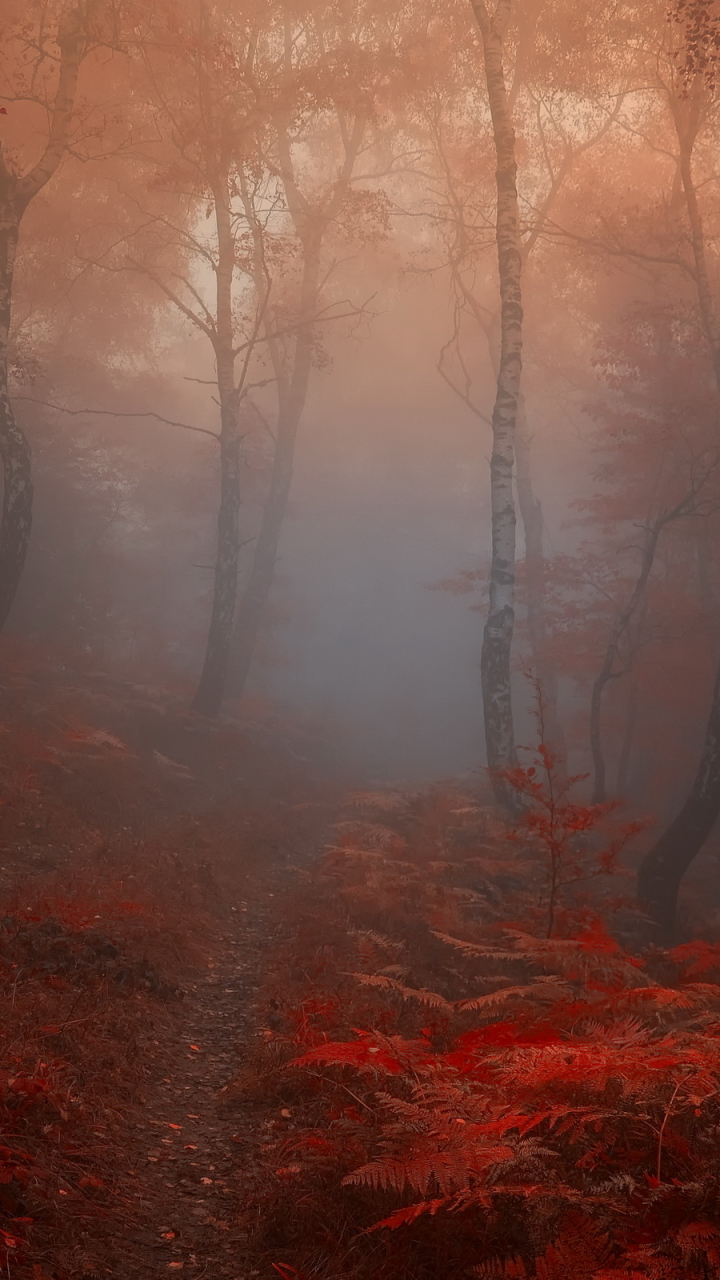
[7,641,720,1280]
[0,637,341,1280]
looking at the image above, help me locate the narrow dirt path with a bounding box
[106,886,278,1280]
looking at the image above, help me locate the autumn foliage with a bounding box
[236,777,720,1279]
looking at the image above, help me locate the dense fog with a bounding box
[3,0,720,917]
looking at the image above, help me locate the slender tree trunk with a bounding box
[230,234,321,701]
[0,207,33,630]
[230,394,300,697]
[215,95,364,712]
[672,93,720,389]
[637,85,720,931]
[590,522,661,803]
[471,0,523,807]
[191,376,241,716]
[514,395,565,758]
[192,177,242,717]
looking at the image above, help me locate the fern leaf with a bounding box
[456,979,569,1013]
[344,1143,515,1196]
[369,1199,446,1230]
[474,1259,528,1279]
[352,929,405,957]
[353,972,452,1010]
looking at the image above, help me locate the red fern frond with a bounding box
[353,973,452,1010]
[369,1198,445,1230]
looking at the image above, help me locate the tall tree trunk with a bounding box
[192,175,242,717]
[514,395,565,758]
[230,394,300,698]
[227,104,365,707]
[0,209,33,630]
[471,0,523,806]
[590,521,662,803]
[637,85,720,932]
[191,376,241,716]
[0,5,86,631]
[229,234,321,701]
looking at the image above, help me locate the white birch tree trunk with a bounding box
[470,0,523,804]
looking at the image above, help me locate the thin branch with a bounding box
[13,398,220,440]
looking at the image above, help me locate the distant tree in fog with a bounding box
[226,1,415,710]
[122,0,424,717]
[638,65,720,936]
[0,2,109,633]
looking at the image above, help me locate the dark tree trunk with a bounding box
[590,522,661,803]
[206,104,364,715]
[191,380,241,717]
[0,7,86,631]
[230,397,299,697]
[0,208,33,630]
[192,173,242,718]
[515,396,565,759]
[229,235,321,701]
[471,0,524,808]
[637,85,720,931]
[638,667,720,940]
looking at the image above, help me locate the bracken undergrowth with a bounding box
[238,762,720,1279]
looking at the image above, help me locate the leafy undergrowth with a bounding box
[236,765,720,1279]
[0,882,195,1279]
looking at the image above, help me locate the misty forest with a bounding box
[7,1,720,1277]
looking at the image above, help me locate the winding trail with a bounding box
[107,888,278,1279]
